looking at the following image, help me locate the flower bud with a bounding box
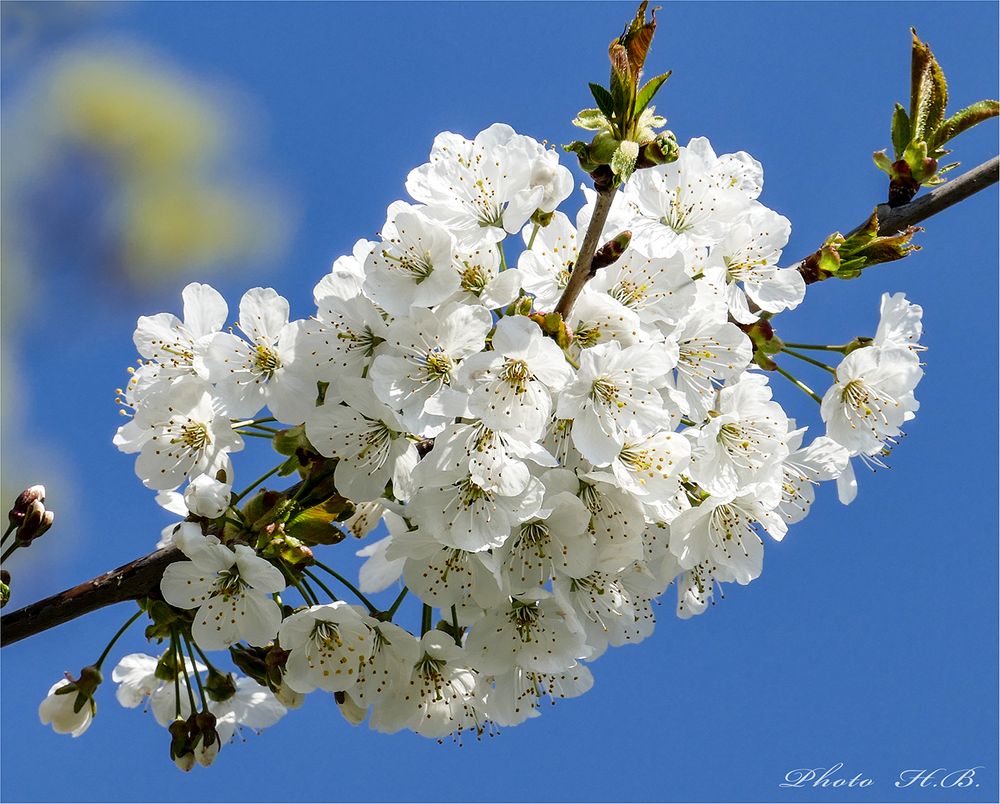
[192,712,220,767]
[173,751,196,773]
[17,500,54,545]
[8,485,45,526]
[184,475,232,520]
[168,717,195,771]
[590,231,631,275]
[635,132,679,168]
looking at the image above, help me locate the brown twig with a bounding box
[1,547,182,647]
[553,187,618,318]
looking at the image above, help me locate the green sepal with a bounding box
[745,319,785,356]
[204,668,238,703]
[272,425,319,477]
[873,149,895,176]
[563,140,601,174]
[530,208,554,227]
[528,311,573,350]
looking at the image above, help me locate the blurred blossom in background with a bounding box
[1,1,293,540]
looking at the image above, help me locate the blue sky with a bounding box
[1,2,997,802]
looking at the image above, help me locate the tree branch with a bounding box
[553,187,618,318]
[790,155,999,281]
[1,547,182,647]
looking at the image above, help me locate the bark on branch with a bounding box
[1,156,996,650]
[553,187,618,318]
[1,547,182,647]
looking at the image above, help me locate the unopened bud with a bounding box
[608,42,631,84]
[590,231,631,275]
[528,312,574,351]
[17,502,54,545]
[193,711,220,767]
[194,735,219,768]
[635,132,679,169]
[173,750,196,773]
[8,485,45,526]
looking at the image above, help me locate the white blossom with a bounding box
[159,525,284,650]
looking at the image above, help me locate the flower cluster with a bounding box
[42,123,925,760]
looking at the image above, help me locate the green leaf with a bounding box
[929,99,999,149]
[634,71,671,116]
[286,496,354,545]
[839,207,921,269]
[608,44,632,126]
[589,83,616,121]
[891,103,910,160]
[908,28,933,123]
[910,30,947,141]
[839,210,879,254]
